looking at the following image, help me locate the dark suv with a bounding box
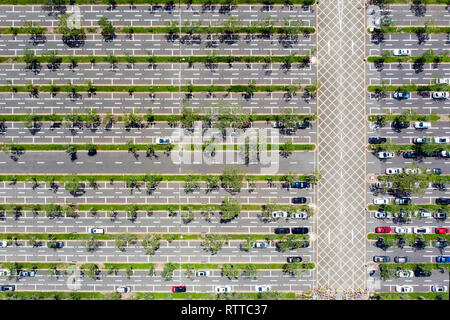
[291,227,309,234]
[414,269,432,277]
[368,137,387,144]
[287,257,302,263]
[292,197,307,204]
[436,198,450,205]
[274,228,290,235]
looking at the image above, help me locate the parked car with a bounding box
[196,271,210,277]
[291,182,309,189]
[433,137,449,144]
[414,227,431,234]
[435,241,448,249]
[404,168,421,175]
[373,256,390,263]
[414,269,431,277]
[425,168,441,175]
[291,227,309,234]
[271,211,288,218]
[435,78,449,85]
[255,285,270,292]
[368,137,387,144]
[0,285,14,292]
[415,211,432,218]
[116,286,131,293]
[395,198,411,205]
[439,150,449,158]
[374,17,392,27]
[0,241,8,248]
[402,151,419,159]
[394,256,409,263]
[413,137,430,144]
[395,285,413,293]
[431,91,449,100]
[287,256,302,263]
[0,270,11,277]
[436,256,449,263]
[253,242,268,248]
[292,197,307,204]
[215,286,231,293]
[392,120,409,130]
[393,49,411,56]
[373,198,389,205]
[156,137,172,145]
[274,228,290,235]
[375,227,391,233]
[88,227,104,234]
[375,181,393,189]
[435,228,449,234]
[436,198,450,205]
[375,211,391,219]
[172,286,186,293]
[296,122,309,129]
[393,91,410,100]
[396,270,413,278]
[433,212,447,220]
[18,270,36,277]
[431,286,448,293]
[394,227,411,234]
[377,152,395,159]
[291,212,308,219]
[272,121,284,128]
[414,121,431,129]
[385,168,402,175]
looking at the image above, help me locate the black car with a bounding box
[274,228,290,235]
[436,198,450,205]
[48,241,64,249]
[296,122,309,129]
[287,256,302,263]
[402,151,419,159]
[392,120,409,130]
[376,241,388,249]
[292,197,307,204]
[435,241,448,248]
[395,198,411,205]
[420,150,434,157]
[0,285,14,292]
[414,269,431,277]
[368,137,387,144]
[291,227,309,234]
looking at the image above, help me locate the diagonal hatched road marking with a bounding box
[316,0,367,293]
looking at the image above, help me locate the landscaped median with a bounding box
[370,292,449,301]
[368,143,449,153]
[367,55,450,64]
[367,84,449,93]
[367,233,450,242]
[368,114,440,123]
[368,204,449,214]
[368,26,450,34]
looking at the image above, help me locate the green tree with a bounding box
[241,264,257,278]
[221,165,245,192]
[141,234,161,255]
[222,264,240,279]
[220,196,241,222]
[201,234,226,255]
[161,263,177,281]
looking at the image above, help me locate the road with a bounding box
[0,92,317,115]
[3,62,316,86]
[0,4,316,27]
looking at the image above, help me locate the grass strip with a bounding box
[367,56,450,64]
[371,292,449,300]
[0,174,314,182]
[0,55,312,65]
[0,84,312,93]
[368,143,450,152]
[368,84,449,92]
[368,114,440,122]
[377,263,450,271]
[0,232,310,241]
[369,26,450,34]
[368,204,449,212]
[0,0,316,5]
[0,143,315,151]
[367,233,450,241]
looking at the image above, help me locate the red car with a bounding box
[435,228,449,234]
[172,286,186,293]
[375,227,391,233]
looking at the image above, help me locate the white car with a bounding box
[404,168,421,175]
[396,285,413,293]
[375,181,393,189]
[373,198,389,205]
[415,211,432,218]
[431,91,449,100]
[393,49,411,56]
[414,227,431,234]
[291,212,308,219]
[386,168,402,175]
[271,211,288,218]
[255,285,270,292]
[253,242,268,248]
[435,78,449,85]
[433,137,449,144]
[196,270,210,277]
[431,285,448,293]
[377,152,395,159]
[413,138,429,144]
[396,270,413,278]
[88,227,104,234]
[414,121,431,129]
[156,137,172,144]
[375,211,391,219]
[0,241,8,248]
[215,286,231,293]
[0,269,11,277]
[272,121,284,128]
[394,227,411,234]
[116,286,131,293]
